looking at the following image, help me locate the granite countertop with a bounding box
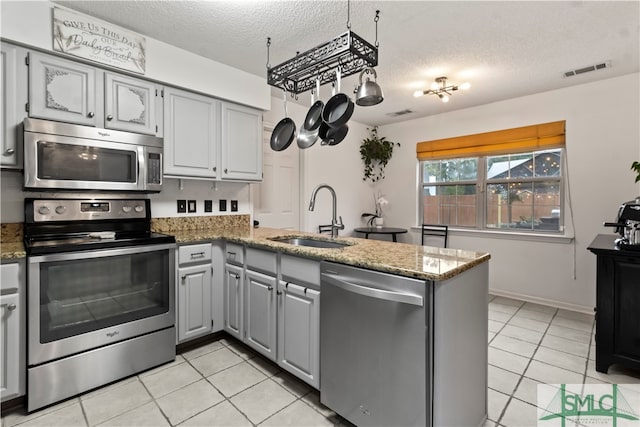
[1,223,25,260]
[170,226,490,282]
[1,216,491,280]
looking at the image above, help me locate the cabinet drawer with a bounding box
[281,255,320,288]
[225,243,244,265]
[179,244,212,265]
[246,248,277,274]
[1,263,20,292]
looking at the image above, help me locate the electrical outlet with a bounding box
[177,200,186,213]
[219,199,227,212]
[204,200,213,213]
[231,200,238,212]
[188,200,197,213]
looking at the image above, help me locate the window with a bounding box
[417,121,565,233]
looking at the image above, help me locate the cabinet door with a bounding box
[28,52,100,126]
[244,269,277,360]
[1,44,21,168]
[105,72,160,135]
[612,257,640,358]
[221,102,262,181]
[277,281,320,388]
[177,264,212,343]
[164,87,219,178]
[1,293,20,401]
[223,263,244,340]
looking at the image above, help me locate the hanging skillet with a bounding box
[270,90,296,152]
[297,80,322,149]
[322,69,354,129]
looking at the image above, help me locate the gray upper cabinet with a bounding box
[28,51,162,135]
[28,51,101,127]
[104,72,162,136]
[164,87,220,179]
[1,43,26,168]
[221,102,262,181]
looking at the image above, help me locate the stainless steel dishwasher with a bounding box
[320,262,432,427]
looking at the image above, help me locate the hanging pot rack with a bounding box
[266,9,380,95]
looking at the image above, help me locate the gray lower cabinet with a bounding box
[223,263,244,341]
[1,261,25,401]
[177,244,213,343]
[277,280,320,388]
[244,269,277,360]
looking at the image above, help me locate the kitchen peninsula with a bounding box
[155,217,491,427]
[2,216,490,426]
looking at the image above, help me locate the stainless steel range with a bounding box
[24,198,176,412]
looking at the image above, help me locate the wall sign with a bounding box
[53,7,146,74]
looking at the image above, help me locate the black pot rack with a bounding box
[266,10,380,95]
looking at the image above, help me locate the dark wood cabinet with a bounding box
[588,234,640,373]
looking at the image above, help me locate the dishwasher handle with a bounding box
[321,273,423,306]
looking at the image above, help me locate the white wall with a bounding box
[377,73,640,310]
[0,1,269,110]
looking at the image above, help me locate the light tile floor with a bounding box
[4,295,640,427]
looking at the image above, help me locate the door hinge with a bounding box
[25,102,29,113]
[25,55,29,66]
[161,89,164,98]
[155,125,158,133]
[155,89,158,97]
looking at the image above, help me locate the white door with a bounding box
[252,123,300,230]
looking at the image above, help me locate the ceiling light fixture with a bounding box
[266,5,381,97]
[413,76,470,102]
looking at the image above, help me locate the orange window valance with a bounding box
[416,120,565,160]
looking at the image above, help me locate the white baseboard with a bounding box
[489,288,594,315]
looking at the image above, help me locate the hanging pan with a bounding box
[297,81,322,149]
[270,90,296,152]
[322,69,354,129]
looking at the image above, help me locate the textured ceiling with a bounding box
[53,1,640,126]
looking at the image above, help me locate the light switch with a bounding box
[188,200,197,213]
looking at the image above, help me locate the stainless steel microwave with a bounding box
[24,118,163,192]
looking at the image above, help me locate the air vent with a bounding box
[563,61,611,78]
[387,109,414,117]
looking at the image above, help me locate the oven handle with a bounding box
[28,243,177,263]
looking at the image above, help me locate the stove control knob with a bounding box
[134,205,144,213]
[122,206,132,213]
[55,206,66,215]
[38,206,50,215]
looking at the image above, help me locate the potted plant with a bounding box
[361,191,389,227]
[360,126,400,182]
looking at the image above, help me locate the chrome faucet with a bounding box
[309,184,344,238]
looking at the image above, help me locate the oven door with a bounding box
[28,243,176,366]
[24,132,144,192]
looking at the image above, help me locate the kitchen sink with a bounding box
[269,236,353,249]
